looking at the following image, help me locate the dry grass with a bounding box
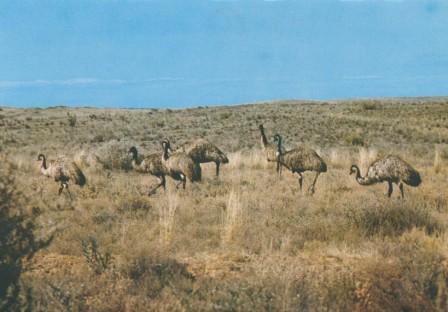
[1,98,448,310]
[221,190,243,245]
[159,191,179,247]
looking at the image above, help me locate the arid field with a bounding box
[1,98,448,311]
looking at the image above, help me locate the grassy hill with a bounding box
[1,98,448,311]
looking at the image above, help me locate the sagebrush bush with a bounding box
[345,201,442,237]
[66,112,77,127]
[95,140,136,170]
[0,160,50,310]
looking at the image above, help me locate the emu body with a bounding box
[128,146,168,196]
[182,139,228,177]
[274,134,327,194]
[38,154,86,197]
[161,139,201,190]
[350,155,421,199]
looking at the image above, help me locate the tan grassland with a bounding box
[1,98,448,311]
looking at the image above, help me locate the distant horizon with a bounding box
[2,95,447,110]
[1,1,447,108]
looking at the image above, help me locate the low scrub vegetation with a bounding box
[1,98,447,310]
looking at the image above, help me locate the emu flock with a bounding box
[38,124,422,199]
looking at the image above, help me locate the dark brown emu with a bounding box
[274,134,327,194]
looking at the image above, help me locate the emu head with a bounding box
[258,124,264,131]
[161,139,172,153]
[128,146,138,159]
[349,165,358,175]
[37,153,45,161]
[273,134,282,143]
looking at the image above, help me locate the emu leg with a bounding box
[65,183,72,200]
[216,162,220,177]
[399,182,404,199]
[58,183,64,196]
[387,181,393,198]
[148,176,165,196]
[298,172,303,192]
[175,180,183,189]
[182,177,186,190]
[308,172,320,195]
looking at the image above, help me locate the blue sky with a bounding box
[0,0,447,108]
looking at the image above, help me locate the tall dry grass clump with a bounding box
[73,149,103,171]
[358,147,378,174]
[95,140,137,170]
[228,149,268,170]
[329,148,352,169]
[159,191,178,247]
[221,190,243,245]
[433,144,447,174]
[345,201,442,237]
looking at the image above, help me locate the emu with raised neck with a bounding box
[259,124,268,147]
[38,154,51,176]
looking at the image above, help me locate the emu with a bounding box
[259,124,285,173]
[161,139,201,189]
[128,146,168,196]
[350,155,421,199]
[38,153,86,197]
[274,134,327,194]
[181,139,229,177]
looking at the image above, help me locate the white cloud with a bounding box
[339,0,404,2]
[0,78,183,88]
[343,75,382,80]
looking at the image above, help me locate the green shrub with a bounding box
[362,101,380,110]
[345,202,442,237]
[67,112,77,127]
[81,237,113,275]
[344,133,365,146]
[0,160,50,310]
[95,140,135,170]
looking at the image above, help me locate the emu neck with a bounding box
[40,156,47,169]
[40,157,51,176]
[162,148,170,161]
[354,167,375,185]
[260,128,268,147]
[131,151,142,168]
[276,138,283,155]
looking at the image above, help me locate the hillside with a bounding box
[1,98,448,311]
